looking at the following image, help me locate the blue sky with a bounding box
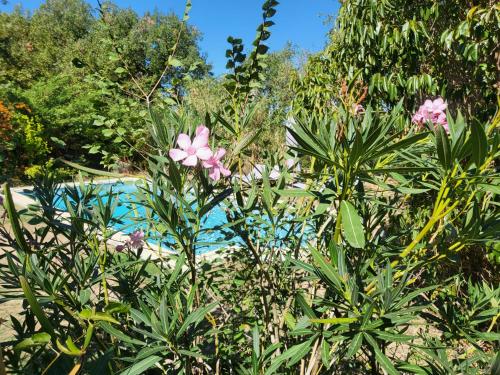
[2,0,339,75]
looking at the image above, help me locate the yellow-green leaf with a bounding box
[310,317,358,324]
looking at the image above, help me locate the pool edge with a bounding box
[2,177,232,263]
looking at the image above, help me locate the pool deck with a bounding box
[3,177,226,263]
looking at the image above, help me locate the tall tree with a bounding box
[0,0,211,175]
[298,0,499,120]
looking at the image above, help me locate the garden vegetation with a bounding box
[0,0,499,374]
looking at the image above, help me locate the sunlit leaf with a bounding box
[340,201,365,249]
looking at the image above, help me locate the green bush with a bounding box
[0,0,498,374]
[1,97,498,373]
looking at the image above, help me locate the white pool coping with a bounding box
[3,177,229,263]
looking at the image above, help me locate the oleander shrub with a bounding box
[0,0,499,374]
[1,94,499,373]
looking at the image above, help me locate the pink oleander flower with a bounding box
[169,125,212,167]
[435,111,449,133]
[429,97,447,113]
[203,148,231,181]
[412,97,449,134]
[128,230,144,249]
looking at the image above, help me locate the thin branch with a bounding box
[146,0,192,103]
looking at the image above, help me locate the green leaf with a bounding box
[65,336,83,355]
[2,184,30,254]
[176,302,217,339]
[363,333,400,375]
[310,317,358,324]
[167,253,185,288]
[346,333,363,358]
[470,121,488,168]
[340,201,365,249]
[100,322,146,345]
[394,187,430,195]
[232,129,261,156]
[252,325,260,358]
[50,136,66,147]
[89,145,101,154]
[102,129,114,137]
[295,292,317,319]
[275,189,315,197]
[19,276,56,339]
[91,312,120,324]
[397,364,427,374]
[79,289,91,305]
[83,323,94,350]
[168,57,183,67]
[118,355,161,375]
[56,339,83,356]
[105,301,130,314]
[375,331,413,342]
[79,309,92,320]
[214,112,237,135]
[59,159,124,177]
[478,183,500,195]
[264,340,312,375]
[309,246,343,290]
[491,351,500,375]
[79,309,118,323]
[321,339,331,368]
[135,346,167,361]
[284,312,297,330]
[14,332,51,351]
[435,125,451,170]
[368,167,433,174]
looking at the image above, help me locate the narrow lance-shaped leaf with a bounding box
[470,121,488,168]
[14,332,51,352]
[118,355,161,375]
[264,340,312,375]
[435,126,451,170]
[2,183,30,254]
[363,333,400,375]
[60,159,124,178]
[19,276,56,339]
[340,201,365,249]
[346,332,363,359]
[310,317,358,324]
[309,246,343,290]
[176,302,217,339]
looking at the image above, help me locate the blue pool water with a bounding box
[21,181,308,254]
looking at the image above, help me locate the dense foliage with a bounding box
[0,0,210,179]
[294,0,499,121]
[0,0,499,374]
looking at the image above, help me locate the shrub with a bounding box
[0,0,498,374]
[1,95,498,373]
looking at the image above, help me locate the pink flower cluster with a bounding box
[412,98,449,134]
[115,230,144,252]
[169,125,231,182]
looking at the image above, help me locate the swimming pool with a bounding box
[20,180,309,254]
